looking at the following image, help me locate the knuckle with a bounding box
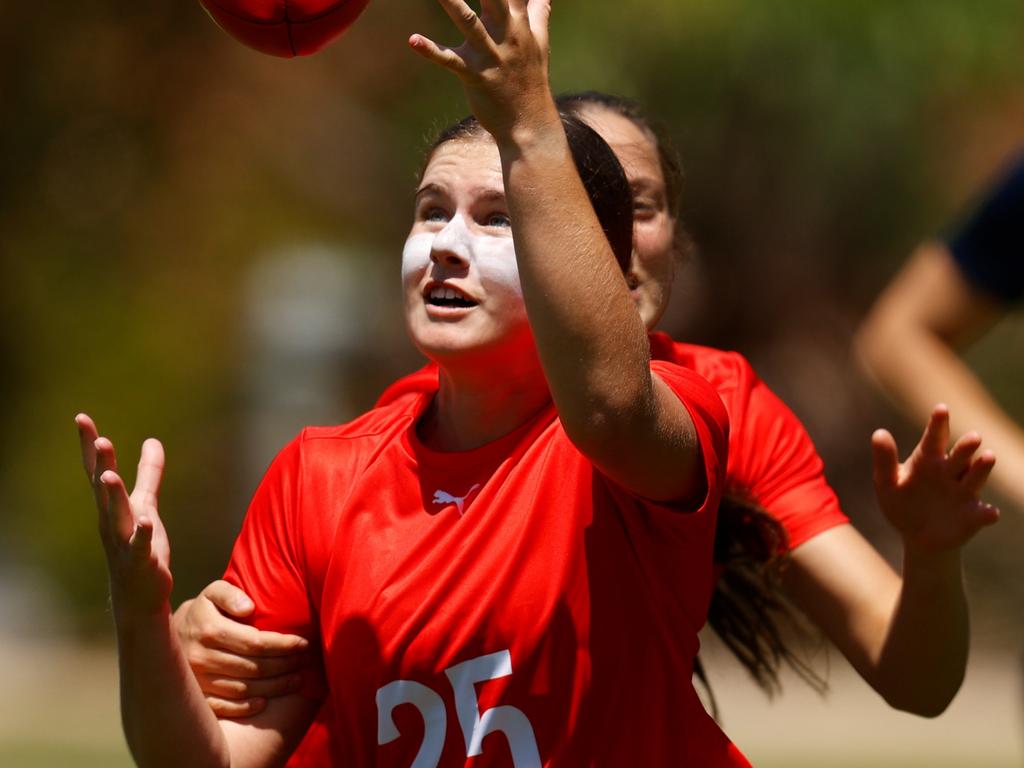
[205,580,229,599]
[198,624,220,646]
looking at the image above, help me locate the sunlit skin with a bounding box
[404,139,534,368]
[406,107,676,357]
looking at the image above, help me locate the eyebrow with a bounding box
[629,177,663,197]
[414,183,444,201]
[414,184,507,204]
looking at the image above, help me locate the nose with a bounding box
[429,215,472,269]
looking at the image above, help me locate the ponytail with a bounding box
[697,494,827,716]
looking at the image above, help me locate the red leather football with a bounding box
[198,0,371,58]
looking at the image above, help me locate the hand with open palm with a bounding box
[76,414,173,617]
[872,405,1000,557]
[409,0,555,144]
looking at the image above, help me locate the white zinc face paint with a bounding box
[403,140,536,361]
[402,214,522,298]
[402,232,434,286]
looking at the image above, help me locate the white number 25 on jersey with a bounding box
[376,649,542,767]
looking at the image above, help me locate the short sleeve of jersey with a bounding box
[946,155,1024,304]
[223,432,326,698]
[650,360,730,515]
[728,365,848,549]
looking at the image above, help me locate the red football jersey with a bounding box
[226,362,750,766]
[647,333,848,547]
[377,333,848,550]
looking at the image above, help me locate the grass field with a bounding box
[1,634,1020,767]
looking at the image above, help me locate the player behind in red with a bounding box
[174,85,1001,741]
[76,0,753,764]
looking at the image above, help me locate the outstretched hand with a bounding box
[872,404,999,555]
[76,413,172,616]
[409,0,555,142]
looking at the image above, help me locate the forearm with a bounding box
[497,123,702,499]
[787,527,967,716]
[872,547,968,716]
[498,122,654,434]
[115,606,230,768]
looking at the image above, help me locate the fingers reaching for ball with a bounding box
[872,405,1000,553]
[410,0,557,142]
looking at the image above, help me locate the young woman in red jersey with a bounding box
[76,1,756,765]
[172,91,1000,747]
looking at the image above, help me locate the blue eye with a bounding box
[486,213,511,228]
[422,207,450,223]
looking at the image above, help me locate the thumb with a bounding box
[129,516,154,560]
[134,438,166,509]
[871,428,900,493]
[961,501,1001,541]
[204,580,255,617]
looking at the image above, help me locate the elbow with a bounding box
[877,666,965,719]
[852,313,890,384]
[883,690,957,719]
[561,377,655,450]
[563,405,641,460]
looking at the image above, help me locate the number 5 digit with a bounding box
[444,650,542,768]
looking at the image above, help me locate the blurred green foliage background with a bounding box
[1,0,1022,645]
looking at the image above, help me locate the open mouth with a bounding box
[425,285,477,309]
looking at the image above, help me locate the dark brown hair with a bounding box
[701,494,826,713]
[423,113,634,274]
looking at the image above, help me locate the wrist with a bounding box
[112,593,173,632]
[901,544,963,588]
[492,100,563,156]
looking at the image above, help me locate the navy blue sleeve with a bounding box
[945,155,1024,304]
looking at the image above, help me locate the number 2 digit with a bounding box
[376,680,446,768]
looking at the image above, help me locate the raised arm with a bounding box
[410,0,704,502]
[783,406,998,716]
[855,242,1024,511]
[76,414,316,767]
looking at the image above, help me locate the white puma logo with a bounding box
[432,484,481,516]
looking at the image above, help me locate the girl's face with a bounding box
[403,137,533,363]
[579,105,677,329]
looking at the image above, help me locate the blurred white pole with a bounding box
[241,243,384,500]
